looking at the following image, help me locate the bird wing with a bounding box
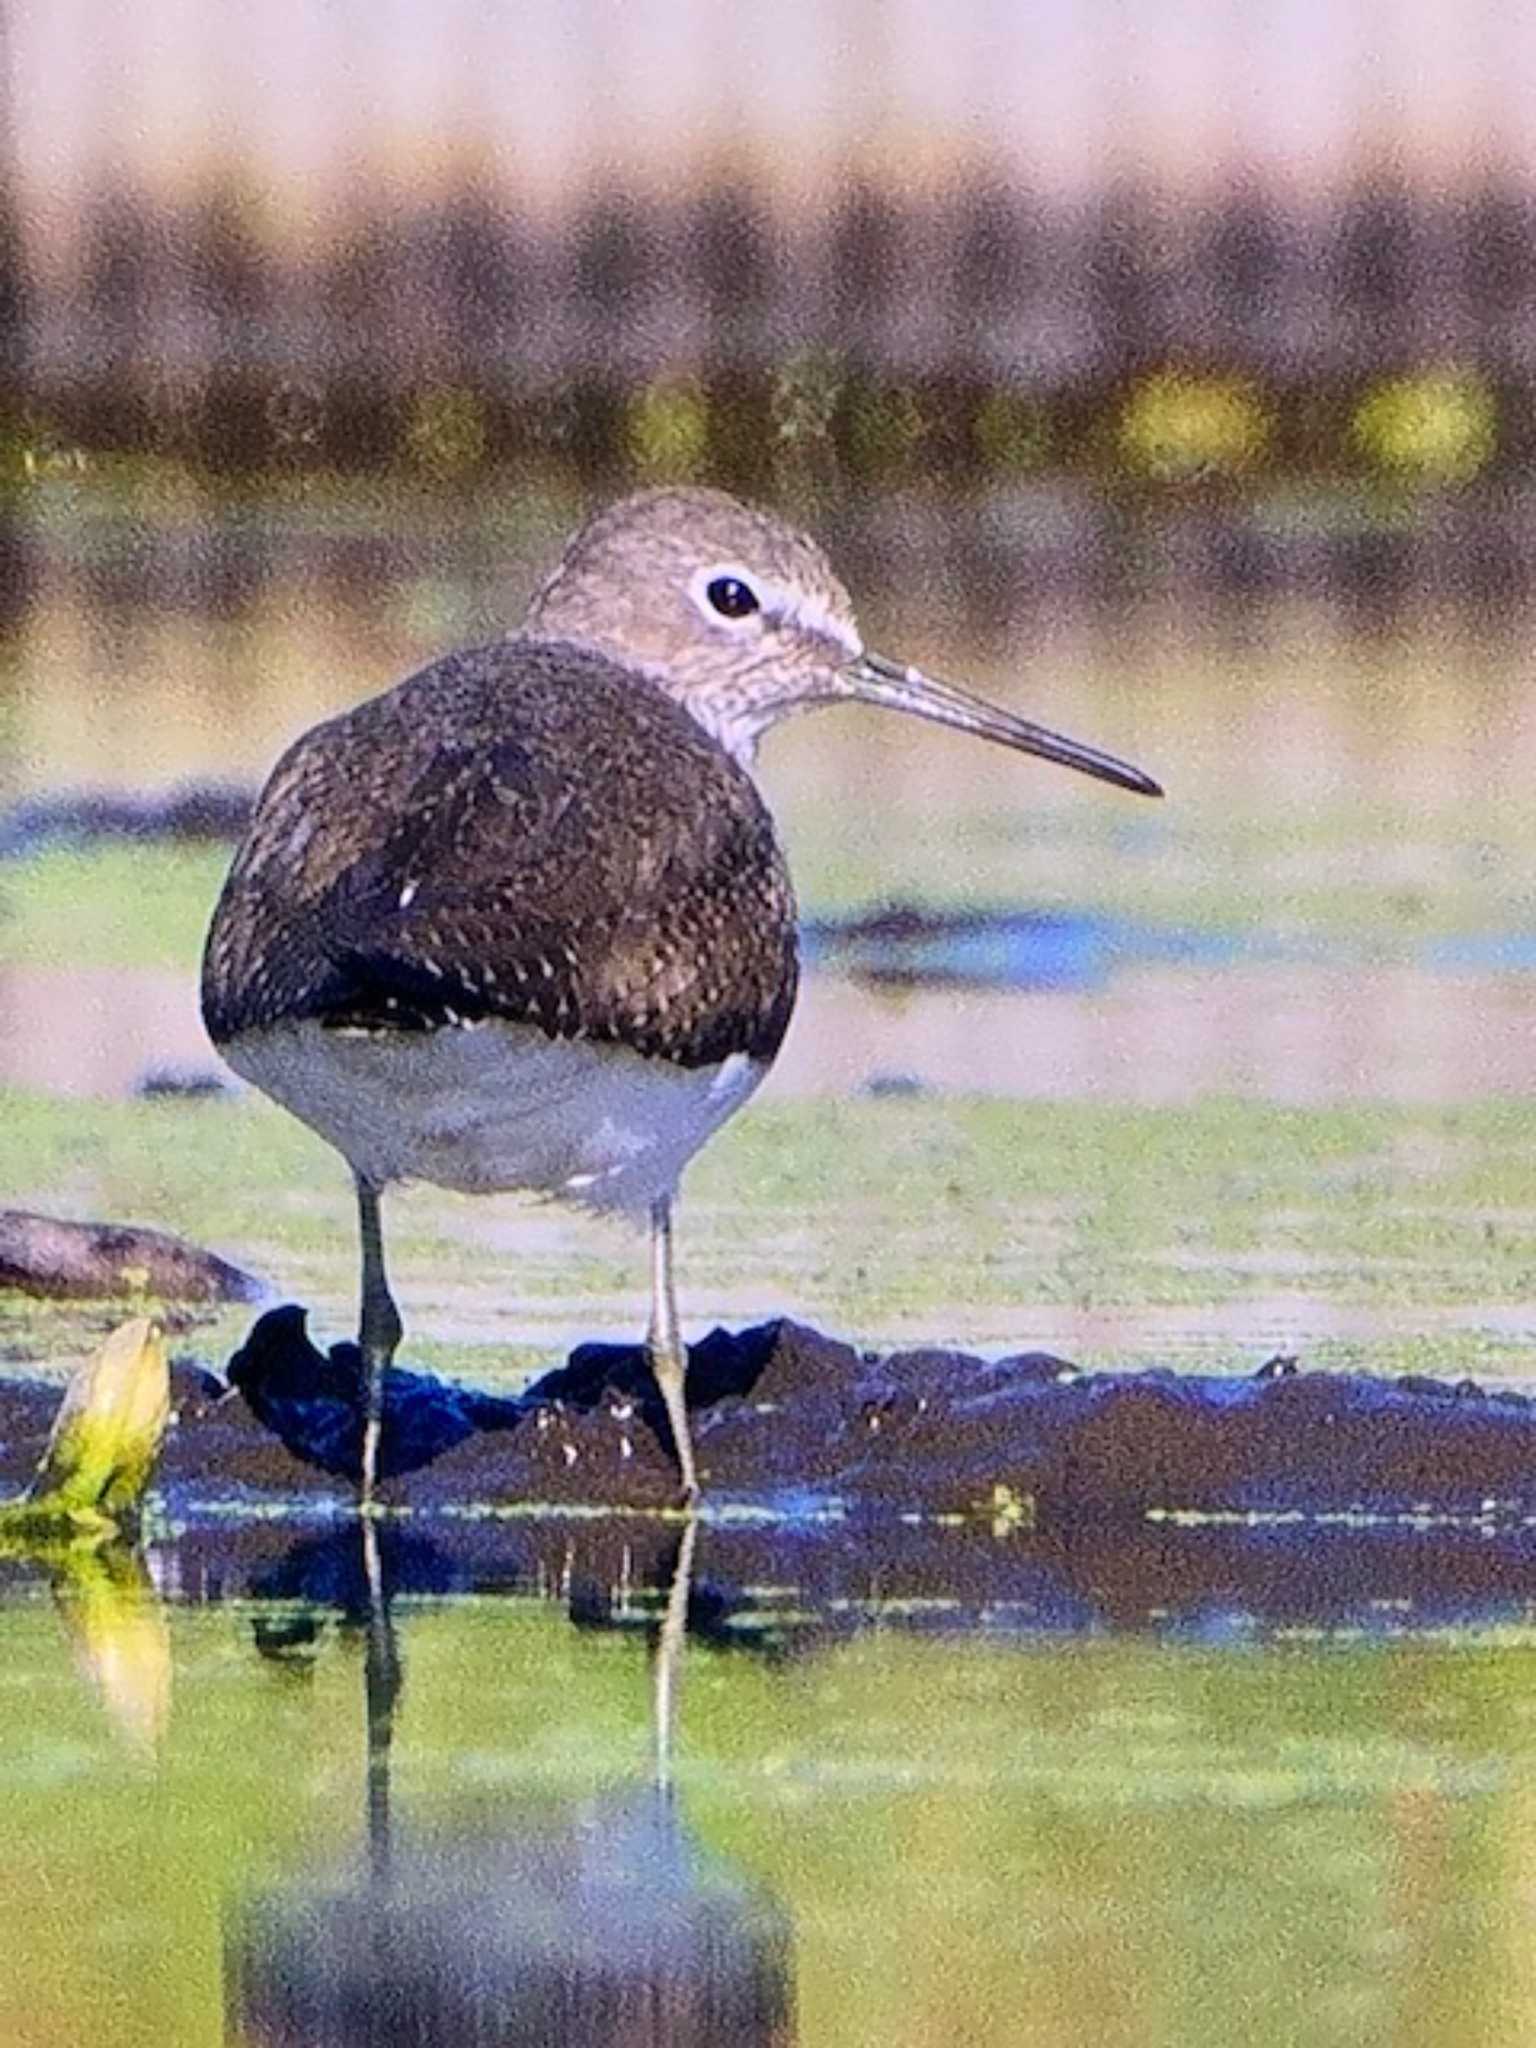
[203,640,799,1069]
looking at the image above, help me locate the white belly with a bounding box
[221,1019,767,1214]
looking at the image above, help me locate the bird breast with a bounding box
[221,1017,768,1214]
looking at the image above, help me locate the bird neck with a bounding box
[518,627,780,774]
[667,679,778,771]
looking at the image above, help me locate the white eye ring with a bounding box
[689,563,765,629]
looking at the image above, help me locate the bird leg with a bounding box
[653,1516,698,1795]
[647,1193,700,1503]
[354,1174,403,1510]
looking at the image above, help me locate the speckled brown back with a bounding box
[201,639,799,1070]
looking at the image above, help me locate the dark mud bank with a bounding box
[8,1316,1536,1636]
[6,1308,1535,1523]
[223,1307,1536,1519]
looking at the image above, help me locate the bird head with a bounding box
[524,486,1161,797]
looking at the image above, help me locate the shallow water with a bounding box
[4,1525,1536,2048]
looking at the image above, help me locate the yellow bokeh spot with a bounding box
[403,386,488,478]
[1117,370,1270,481]
[627,379,709,481]
[973,390,1052,472]
[1351,371,1496,484]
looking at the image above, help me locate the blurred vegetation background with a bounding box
[1,2,1534,574]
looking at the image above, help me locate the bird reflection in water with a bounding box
[225,1519,794,2045]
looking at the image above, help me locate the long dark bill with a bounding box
[847,650,1162,798]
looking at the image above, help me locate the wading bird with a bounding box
[202,488,1160,1503]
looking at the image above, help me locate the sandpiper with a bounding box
[201,487,1160,1504]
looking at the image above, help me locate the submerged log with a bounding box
[0,1209,262,1303]
[0,782,253,858]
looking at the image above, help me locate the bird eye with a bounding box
[705,574,760,620]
